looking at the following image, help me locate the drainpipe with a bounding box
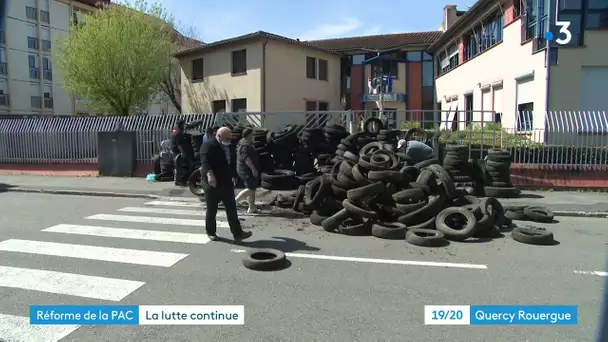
[544,0,554,142]
[261,39,268,112]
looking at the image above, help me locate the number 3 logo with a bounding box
[555,21,572,44]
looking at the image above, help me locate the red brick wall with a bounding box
[350,65,363,110]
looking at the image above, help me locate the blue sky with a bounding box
[151,0,471,42]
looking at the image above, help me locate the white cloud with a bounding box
[361,25,381,36]
[299,17,362,40]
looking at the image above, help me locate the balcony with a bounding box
[0,63,6,75]
[42,39,51,51]
[0,94,9,106]
[30,67,39,79]
[44,98,54,109]
[43,69,52,81]
[360,93,407,102]
[27,37,38,50]
[40,10,50,24]
[26,6,37,20]
[31,96,42,108]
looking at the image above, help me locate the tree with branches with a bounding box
[55,0,174,116]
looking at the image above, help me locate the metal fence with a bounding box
[0,110,606,170]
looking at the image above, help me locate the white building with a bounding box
[429,1,608,143]
[1,0,178,117]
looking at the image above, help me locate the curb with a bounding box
[553,210,608,218]
[4,187,162,199]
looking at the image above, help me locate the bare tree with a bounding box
[158,23,203,114]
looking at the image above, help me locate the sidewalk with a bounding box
[1,174,607,215]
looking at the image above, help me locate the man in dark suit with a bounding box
[200,127,252,242]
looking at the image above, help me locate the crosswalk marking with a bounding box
[85,213,229,228]
[0,313,79,342]
[42,224,211,244]
[0,239,189,267]
[145,200,202,208]
[0,266,145,301]
[118,206,221,217]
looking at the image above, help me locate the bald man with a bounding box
[199,126,252,241]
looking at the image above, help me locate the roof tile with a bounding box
[307,31,443,53]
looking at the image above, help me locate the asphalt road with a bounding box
[0,192,605,342]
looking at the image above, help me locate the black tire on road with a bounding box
[435,207,478,241]
[188,169,204,196]
[406,229,446,247]
[511,226,555,245]
[242,248,287,271]
[371,222,408,239]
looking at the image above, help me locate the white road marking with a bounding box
[145,200,202,208]
[118,206,223,217]
[0,314,79,342]
[574,270,608,277]
[230,249,488,270]
[0,266,144,301]
[43,224,211,244]
[0,239,189,267]
[85,214,229,228]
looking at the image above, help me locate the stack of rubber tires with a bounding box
[483,148,520,198]
[441,145,476,185]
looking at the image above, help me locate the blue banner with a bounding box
[30,305,139,325]
[470,305,577,325]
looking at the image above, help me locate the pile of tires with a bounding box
[483,148,520,198]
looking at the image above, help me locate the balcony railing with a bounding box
[41,39,51,51]
[44,98,54,109]
[27,37,38,50]
[26,6,37,20]
[0,63,6,75]
[40,10,50,24]
[43,69,52,81]
[31,96,42,108]
[30,68,39,79]
[0,94,9,106]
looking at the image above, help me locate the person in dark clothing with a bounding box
[199,127,252,242]
[235,128,260,214]
[170,120,194,186]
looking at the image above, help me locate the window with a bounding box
[494,112,502,124]
[523,0,550,50]
[318,102,328,111]
[306,57,316,79]
[26,0,37,20]
[318,59,328,81]
[27,24,38,50]
[42,56,52,81]
[41,28,51,51]
[73,11,79,25]
[464,11,503,61]
[305,101,316,111]
[43,85,53,108]
[0,79,7,106]
[549,46,559,65]
[422,52,433,61]
[30,83,41,108]
[40,0,50,23]
[422,61,433,86]
[231,49,246,74]
[352,55,365,65]
[407,51,421,61]
[28,55,39,79]
[437,44,459,76]
[464,93,473,126]
[0,48,6,75]
[231,98,246,112]
[212,100,226,113]
[514,0,522,17]
[191,58,203,80]
[369,56,399,79]
[517,102,534,131]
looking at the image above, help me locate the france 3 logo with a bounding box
[545,0,572,45]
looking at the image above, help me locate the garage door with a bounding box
[581,66,608,110]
